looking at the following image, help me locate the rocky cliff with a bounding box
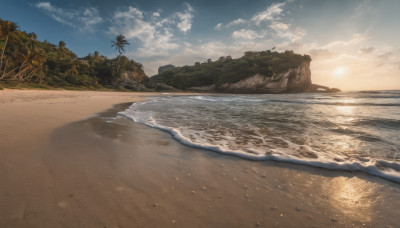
[217,61,311,93]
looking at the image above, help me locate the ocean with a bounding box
[119,91,400,183]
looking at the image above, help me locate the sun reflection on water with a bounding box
[335,105,356,125]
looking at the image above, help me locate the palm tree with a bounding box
[1,47,46,82]
[111,35,129,55]
[111,35,129,80]
[90,51,102,70]
[0,20,18,74]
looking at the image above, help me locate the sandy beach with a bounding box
[0,89,399,227]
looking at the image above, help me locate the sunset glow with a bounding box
[332,67,347,77]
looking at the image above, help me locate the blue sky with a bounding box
[1,0,400,90]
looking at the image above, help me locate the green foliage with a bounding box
[0,18,147,90]
[152,50,311,90]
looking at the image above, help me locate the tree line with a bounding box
[0,18,147,90]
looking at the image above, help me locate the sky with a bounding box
[1,0,400,90]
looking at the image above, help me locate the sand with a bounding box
[0,89,399,227]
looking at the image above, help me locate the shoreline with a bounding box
[0,89,399,227]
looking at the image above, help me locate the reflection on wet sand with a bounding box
[325,176,378,223]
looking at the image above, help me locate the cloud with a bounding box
[114,6,143,20]
[110,4,194,58]
[309,49,337,59]
[324,33,367,49]
[269,21,290,31]
[225,2,304,42]
[35,2,103,32]
[232,29,264,40]
[214,23,222,30]
[377,52,392,60]
[359,47,375,54]
[279,27,305,41]
[175,3,194,33]
[226,18,246,27]
[251,2,285,25]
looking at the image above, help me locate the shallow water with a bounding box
[119,91,400,183]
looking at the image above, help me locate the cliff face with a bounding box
[217,62,312,93]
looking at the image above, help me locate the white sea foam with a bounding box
[118,94,400,184]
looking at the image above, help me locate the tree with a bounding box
[111,35,129,55]
[1,46,46,82]
[27,33,37,46]
[0,20,18,75]
[56,40,66,71]
[111,35,130,80]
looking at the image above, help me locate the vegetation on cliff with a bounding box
[0,18,147,90]
[151,50,312,90]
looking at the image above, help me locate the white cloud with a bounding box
[214,23,222,30]
[175,3,194,33]
[232,29,264,40]
[279,27,306,41]
[226,18,246,27]
[35,2,103,32]
[269,21,290,31]
[251,2,285,25]
[110,11,177,57]
[114,7,143,20]
[110,4,195,58]
[324,33,367,49]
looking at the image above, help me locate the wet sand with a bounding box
[0,89,399,227]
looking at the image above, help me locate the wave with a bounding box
[357,95,400,99]
[188,95,265,103]
[268,99,400,107]
[354,118,400,130]
[189,95,400,106]
[119,103,400,184]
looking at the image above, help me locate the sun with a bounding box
[332,67,347,77]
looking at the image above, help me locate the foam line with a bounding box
[119,102,400,184]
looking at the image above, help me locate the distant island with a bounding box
[0,18,339,93]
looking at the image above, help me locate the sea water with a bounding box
[119,91,400,183]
